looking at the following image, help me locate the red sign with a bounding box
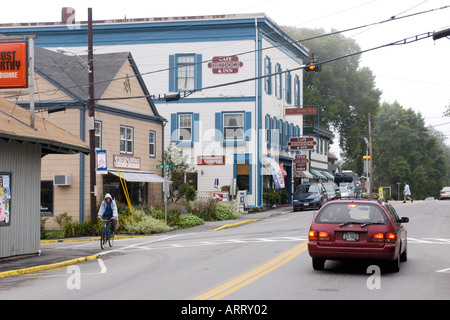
[208,56,243,74]
[0,42,28,88]
[285,107,318,116]
[293,155,309,172]
[287,137,317,150]
[197,155,225,165]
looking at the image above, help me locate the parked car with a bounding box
[440,187,450,200]
[308,198,409,272]
[293,183,328,211]
[322,182,341,200]
[339,186,350,198]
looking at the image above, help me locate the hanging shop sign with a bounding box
[0,42,28,89]
[285,107,318,116]
[197,155,225,165]
[96,150,108,173]
[287,137,317,150]
[113,154,141,170]
[0,173,11,226]
[208,56,243,74]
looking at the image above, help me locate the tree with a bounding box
[372,102,448,199]
[163,144,195,202]
[283,27,381,172]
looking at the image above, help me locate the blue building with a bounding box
[0,12,335,208]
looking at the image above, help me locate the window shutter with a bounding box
[245,112,252,141]
[195,54,202,91]
[215,112,221,142]
[193,113,200,142]
[170,113,177,142]
[169,55,176,92]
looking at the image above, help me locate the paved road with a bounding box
[1,200,449,302]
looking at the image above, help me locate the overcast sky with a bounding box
[2,0,449,150]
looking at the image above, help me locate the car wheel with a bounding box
[312,258,325,271]
[388,254,400,273]
[400,244,407,262]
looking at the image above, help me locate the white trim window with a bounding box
[177,55,195,91]
[149,130,156,158]
[120,125,134,154]
[94,120,102,150]
[223,113,244,141]
[178,114,192,141]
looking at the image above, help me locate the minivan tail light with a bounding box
[372,233,397,243]
[318,232,330,241]
[372,233,384,242]
[309,230,318,241]
[386,232,397,242]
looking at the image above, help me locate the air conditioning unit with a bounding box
[54,174,71,186]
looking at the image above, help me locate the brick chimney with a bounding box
[62,7,75,24]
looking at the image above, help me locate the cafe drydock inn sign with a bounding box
[208,56,243,74]
[0,42,27,88]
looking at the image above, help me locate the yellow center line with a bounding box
[193,241,308,300]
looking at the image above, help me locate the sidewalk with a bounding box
[0,207,288,278]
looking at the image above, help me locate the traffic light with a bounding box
[363,156,371,160]
[305,63,321,72]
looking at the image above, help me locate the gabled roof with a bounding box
[34,47,162,119]
[0,96,89,156]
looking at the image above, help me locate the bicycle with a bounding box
[99,217,115,250]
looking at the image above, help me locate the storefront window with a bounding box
[0,173,11,226]
[40,180,54,216]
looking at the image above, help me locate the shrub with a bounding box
[179,184,197,202]
[63,221,95,238]
[123,210,170,234]
[177,214,204,228]
[214,202,237,221]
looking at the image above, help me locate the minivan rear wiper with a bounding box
[339,221,360,227]
[360,222,385,227]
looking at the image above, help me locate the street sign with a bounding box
[293,155,309,172]
[156,164,173,169]
[287,137,317,150]
[285,107,318,116]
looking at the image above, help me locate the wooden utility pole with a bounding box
[88,8,97,225]
[368,113,373,194]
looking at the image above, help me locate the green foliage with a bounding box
[63,221,95,238]
[123,210,170,234]
[373,102,449,199]
[263,189,280,206]
[179,184,197,202]
[214,202,237,221]
[177,214,204,228]
[54,212,73,229]
[163,144,196,202]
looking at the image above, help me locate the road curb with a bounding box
[209,219,259,231]
[0,254,100,279]
[40,235,154,244]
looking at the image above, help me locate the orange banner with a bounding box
[0,42,28,88]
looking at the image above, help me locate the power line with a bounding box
[4,4,450,101]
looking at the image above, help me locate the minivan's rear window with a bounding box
[316,203,388,225]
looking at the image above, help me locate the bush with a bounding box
[179,184,197,202]
[214,202,237,221]
[177,214,204,228]
[63,221,95,238]
[123,210,170,234]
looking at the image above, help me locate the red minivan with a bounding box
[308,198,409,272]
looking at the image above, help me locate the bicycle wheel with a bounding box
[108,231,114,247]
[100,226,106,250]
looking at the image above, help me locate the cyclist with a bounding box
[97,193,118,234]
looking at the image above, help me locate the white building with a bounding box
[1,12,336,208]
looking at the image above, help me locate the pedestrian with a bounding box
[403,182,413,203]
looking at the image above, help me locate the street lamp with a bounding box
[56,47,92,72]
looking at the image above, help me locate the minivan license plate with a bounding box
[343,232,359,241]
